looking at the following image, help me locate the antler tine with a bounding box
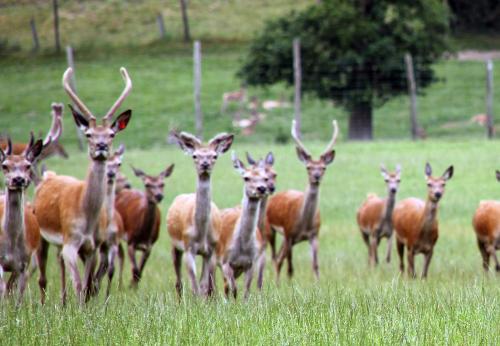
[62,68,95,122]
[323,119,339,154]
[6,136,12,155]
[291,120,311,156]
[22,132,35,155]
[45,103,63,146]
[103,67,132,124]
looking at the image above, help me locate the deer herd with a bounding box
[0,67,498,306]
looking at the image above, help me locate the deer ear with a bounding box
[395,164,402,175]
[246,152,257,165]
[111,110,132,133]
[209,133,234,154]
[170,131,201,155]
[442,165,453,181]
[231,151,246,175]
[265,152,274,165]
[161,164,175,179]
[320,150,335,165]
[131,166,145,178]
[425,162,432,178]
[0,148,5,163]
[69,104,89,131]
[26,139,44,162]
[296,146,311,165]
[115,143,125,156]
[380,164,388,179]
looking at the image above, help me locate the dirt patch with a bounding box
[455,50,500,61]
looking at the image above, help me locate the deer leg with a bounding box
[58,251,67,306]
[396,240,405,273]
[0,267,6,299]
[269,227,277,262]
[286,242,294,279]
[385,233,393,263]
[7,271,18,294]
[83,252,97,302]
[369,236,378,267]
[106,244,118,297]
[184,250,199,295]
[275,238,289,283]
[94,244,109,294]
[361,231,369,247]
[256,248,266,290]
[172,247,183,297]
[222,263,236,299]
[127,244,140,288]
[407,247,416,279]
[61,244,83,302]
[138,247,152,280]
[16,270,28,306]
[487,244,500,272]
[477,239,490,272]
[199,252,214,297]
[310,236,319,280]
[37,238,49,305]
[243,265,254,300]
[422,250,434,279]
[117,243,124,288]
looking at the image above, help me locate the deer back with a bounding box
[392,198,432,247]
[357,194,385,234]
[473,200,500,243]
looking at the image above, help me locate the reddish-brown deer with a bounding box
[115,164,174,287]
[214,152,268,299]
[392,163,453,278]
[0,135,43,302]
[167,131,233,297]
[472,170,500,272]
[357,164,401,267]
[35,67,132,304]
[265,120,337,281]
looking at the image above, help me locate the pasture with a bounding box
[0,140,499,344]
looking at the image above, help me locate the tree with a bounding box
[179,0,191,42]
[238,0,449,140]
[448,0,500,32]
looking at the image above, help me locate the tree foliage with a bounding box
[449,0,500,32]
[239,0,449,138]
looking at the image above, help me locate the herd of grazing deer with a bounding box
[0,67,498,306]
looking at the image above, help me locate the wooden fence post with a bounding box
[157,13,166,39]
[65,45,84,150]
[293,38,302,138]
[194,41,203,139]
[405,53,419,140]
[53,0,61,53]
[486,59,494,139]
[179,0,191,43]
[30,17,40,52]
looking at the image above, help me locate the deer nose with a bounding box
[390,188,397,194]
[268,185,275,193]
[96,143,108,151]
[107,171,116,179]
[155,193,164,202]
[434,192,442,199]
[12,176,26,187]
[201,162,210,170]
[257,186,266,194]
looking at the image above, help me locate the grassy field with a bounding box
[0,140,499,344]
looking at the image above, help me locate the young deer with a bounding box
[35,67,132,304]
[472,170,500,272]
[0,136,43,302]
[221,86,247,113]
[214,152,268,299]
[115,164,174,287]
[94,145,126,296]
[392,163,453,278]
[167,131,234,297]
[266,120,337,281]
[357,164,401,267]
[245,152,277,290]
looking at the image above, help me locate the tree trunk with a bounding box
[348,102,373,140]
[53,0,61,53]
[179,0,191,43]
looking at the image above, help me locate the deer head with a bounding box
[246,151,276,194]
[0,135,44,190]
[232,152,268,200]
[170,131,234,177]
[380,164,401,196]
[425,163,453,202]
[132,165,175,204]
[291,120,337,185]
[106,144,125,184]
[63,67,132,161]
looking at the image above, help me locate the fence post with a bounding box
[293,38,302,138]
[30,17,40,52]
[486,59,494,139]
[65,45,85,151]
[193,41,203,140]
[405,53,419,140]
[157,13,166,39]
[53,0,61,53]
[179,0,191,43]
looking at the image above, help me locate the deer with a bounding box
[245,152,277,290]
[266,120,337,282]
[94,145,126,297]
[0,136,43,303]
[115,164,174,287]
[472,170,500,272]
[357,165,401,267]
[214,152,268,299]
[34,67,132,304]
[221,86,247,113]
[392,163,453,279]
[166,131,234,297]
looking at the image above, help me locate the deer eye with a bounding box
[2,164,7,170]
[85,133,91,138]
[192,154,198,159]
[145,183,152,188]
[264,178,269,182]
[110,133,115,138]
[213,154,218,159]
[427,183,432,187]
[25,164,31,170]
[244,177,250,182]
[397,179,401,183]
[384,179,389,183]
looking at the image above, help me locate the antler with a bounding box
[62,68,96,124]
[44,103,63,146]
[291,120,311,157]
[103,67,132,124]
[6,136,12,155]
[22,132,35,155]
[323,120,338,154]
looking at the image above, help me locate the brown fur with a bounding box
[472,201,500,271]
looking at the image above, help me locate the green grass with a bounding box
[0,140,499,344]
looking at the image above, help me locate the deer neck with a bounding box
[420,198,439,234]
[82,160,106,233]
[257,195,268,233]
[382,192,396,226]
[236,193,260,245]
[106,178,116,223]
[298,183,320,231]
[2,188,25,253]
[194,174,212,236]
[140,197,157,239]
